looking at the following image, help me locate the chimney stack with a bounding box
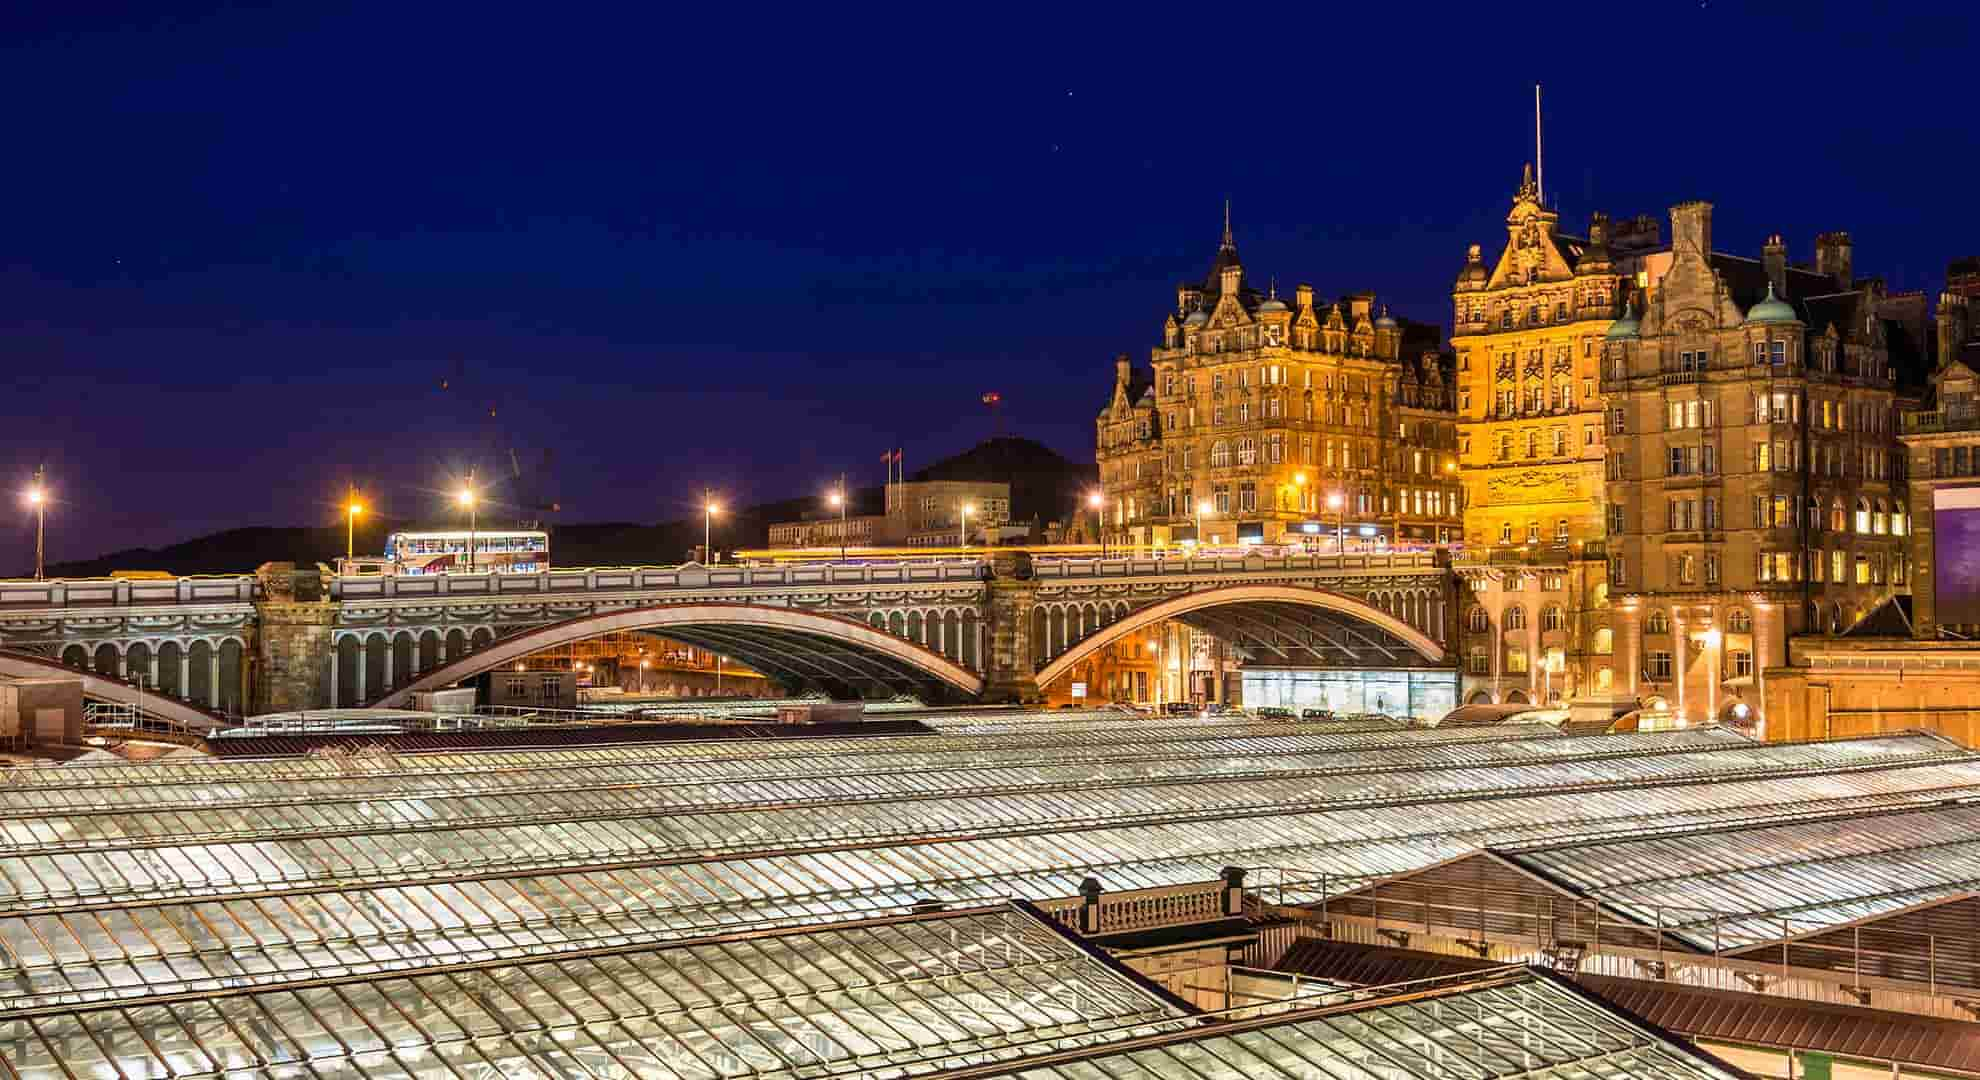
[1670,201,1713,258]
[1762,234,1788,299]
[1940,293,1972,368]
[1349,293,1374,325]
[1815,232,1854,290]
[1295,283,1314,310]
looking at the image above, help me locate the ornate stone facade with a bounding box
[1452,167,1637,707]
[1097,211,1460,550]
[1602,201,1911,731]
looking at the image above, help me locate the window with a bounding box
[1704,553,1720,585]
[1467,607,1490,633]
[1609,408,1626,434]
[1855,498,1870,533]
[1832,548,1846,582]
[1542,606,1565,631]
[1593,627,1613,654]
[1677,554,1696,584]
[1727,609,1752,633]
[1238,482,1257,512]
[1211,441,1230,468]
[1505,606,1527,630]
[1730,650,1753,677]
[1236,438,1257,465]
[1607,504,1626,534]
[1500,521,1514,543]
[1555,518,1569,542]
[1647,651,1673,679]
[1507,648,1529,674]
[1609,556,1625,586]
[1647,610,1670,634]
[1467,647,1489,674]
[1855,553,1871,584]
[1527,520,1540,543]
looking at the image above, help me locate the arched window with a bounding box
[1855,497,1871,533]
[1647,609,1670,634]
[1727,609,1752,634]
[1237,438,1257,465]
[1500,521,1513,543]
[1873,498,1887,535]
[1211,441,1231,468]
[1467,606,1490,633]
[1830,498,1846,532]
[1592,626,1613,654]
[1505,606,1527,630]
[1542,606,1565,631]
[1555,518,1570,543]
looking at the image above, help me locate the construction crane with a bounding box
[436,359,560,529]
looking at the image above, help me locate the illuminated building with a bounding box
[1097,209,1461,550]
[1451,165,1639,708]
[1602,202,1916,731]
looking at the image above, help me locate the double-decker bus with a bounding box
[384,530,549,575]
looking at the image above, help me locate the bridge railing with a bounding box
[0,576,257,608]
[1029,551,1442,578]
[331,559,990,599]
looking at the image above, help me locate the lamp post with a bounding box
[1195,500,1212,547]
[959,503,974,548]
[828,487,847,561]
[456,475,477,572]
[1327,491,1345,552]
[1292,472,1308,546]
[1087,491,1105,557]
[702,489,721,564]
[1701,627,1722,728]
[26,467,45,581]
[345,489,364,566]
[639,657,650,694]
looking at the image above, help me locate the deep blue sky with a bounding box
[4,3,1977,571]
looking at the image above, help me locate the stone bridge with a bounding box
[0,550,1454,718]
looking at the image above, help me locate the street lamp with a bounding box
[702,489,721,564]
[1327,491,1345,552]
[1195,500,1212,547]
[345,489,364,566]
[25,468,45,581]
[827,488,847,561]
[456,477,477,572]
[1086,490,1105,557]
[1700,627,1723,728]
[960,503,974,548]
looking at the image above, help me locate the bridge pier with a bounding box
[252,563,336,714]
[981,552,1042,703]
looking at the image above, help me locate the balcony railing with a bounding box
[1903,408,1980,435]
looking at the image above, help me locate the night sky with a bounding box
[5,4,1977,573]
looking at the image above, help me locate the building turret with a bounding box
[1941,292,1973,369]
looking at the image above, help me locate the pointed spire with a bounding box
[1221,198,1234,250]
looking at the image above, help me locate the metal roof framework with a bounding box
[6,738,1980,1010]
[0,734,1956,911]
[0,902,1197,1080]
[949,968,1741,1080]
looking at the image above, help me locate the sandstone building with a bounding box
[1097,211,1461,550]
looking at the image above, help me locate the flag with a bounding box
[880,450,893,464]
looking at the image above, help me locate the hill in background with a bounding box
[42,437,1096,577]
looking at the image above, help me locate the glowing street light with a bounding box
[827,482,847,561]
[345,489,364,565]
[1327,491,1345,551]
[960,502,975,548]
[1700,627,1724,727]
[25,466,45,581]
[702,488,721,564]
[1195,499,1212,546]
[456,475,478,571]
[1086,490,1106,557]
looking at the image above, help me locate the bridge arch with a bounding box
[377,601,985,707]
[0,649,230,732]
[1035,583,1447,691]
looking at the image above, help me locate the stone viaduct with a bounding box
[0,550,1455,724]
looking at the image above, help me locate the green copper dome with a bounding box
[1604,302,1640,339]
[1744,283,1797,325]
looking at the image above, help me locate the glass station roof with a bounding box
[2,731,1977,1010]
[991,969,1740,1080]
[0,902,1193,1080]
[1509,800,1980,951]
